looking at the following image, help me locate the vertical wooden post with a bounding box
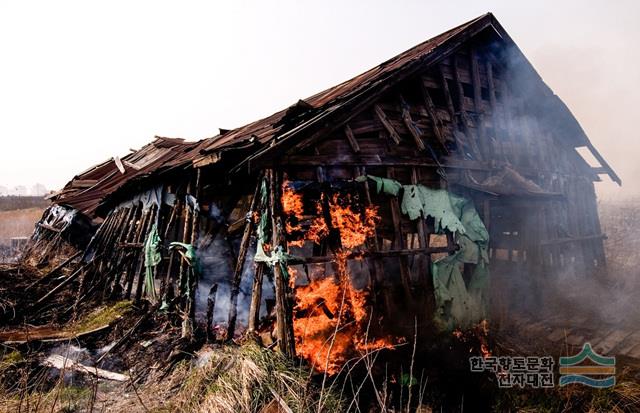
[111,206,137,294]
[387,167,412,299]
[248,263,266,332]
[411,167,430,289]
[178,179,194,295]
[161,194,184,303]
[182,169,201,340]
[268,169,295,357]
[134,205,157,303]
[206,283,218,342]
[187,169,202,319]
[124,206,149,299]
[227,176,262,339]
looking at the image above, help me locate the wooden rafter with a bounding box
[344,124,361,153]
[399,96,426,151]
[374,104,401,144]
[419,77,447,147]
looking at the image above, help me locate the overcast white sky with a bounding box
[0,1,638,199]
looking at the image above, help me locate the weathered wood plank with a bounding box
[344,124,361,153]
[374,104,401,144]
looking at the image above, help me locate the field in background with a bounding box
[599,198,640,288]
[0,207,43,245]
[0,195,48,211]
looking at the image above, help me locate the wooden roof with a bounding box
[54,12,620,219]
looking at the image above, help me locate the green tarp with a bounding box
[364,175,490,330]
[143,224,161,302]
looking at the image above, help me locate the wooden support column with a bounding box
[387,167,412,299]
[178,179,194,295]
[182,170,202,340]
[161,194,184,303]
[247,263,266,333]
[111,205,138,294]
[470,49,490,159]
[268,169,295,357]
[124,206,149,299]
[227,176,262,339]
[134,205,157,303]
[206,283,218,342]
[159,196,181,300]
[411,167,431,289]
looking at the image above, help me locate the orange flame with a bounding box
[452,319,492,359]
[286,188,394,374]
[282,181,305,247]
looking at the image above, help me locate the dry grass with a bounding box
[171,343,344,413]
[0,207,42,243]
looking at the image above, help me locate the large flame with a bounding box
[284,187,395,374]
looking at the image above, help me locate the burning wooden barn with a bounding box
[25,13,619,372]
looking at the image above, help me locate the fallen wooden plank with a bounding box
[26,251,82,291]
[113,156,126,174]
[43,354,129,382]
[0,323,112,345]
[594,329,633,354]
[616,332,640,356]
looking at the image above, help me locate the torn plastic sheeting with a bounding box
[143,223,161,302]
[186,194,200,213]
[169,242,201,298]
[43,205,77,229]
[254,241,293,280]
[356,175,401,196]
[163,192,176,207]
[401,185,466,234]
[169,242,199,268]
[115,185,163,211]
[431,194,489,330]
[362,174,490,331]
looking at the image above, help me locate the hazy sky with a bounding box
[0,1,638,200]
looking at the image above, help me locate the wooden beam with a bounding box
[419,78,446,147]
[584,143,622,186]
[247,263,265,333]
[412,167,430,287]
[387,167,412,299]
[227,176,262,339]
[399,96,426,151]
[540,233,606,246]
[268,169,295,357]
[469,49,488,158]
[469,49,483,113]
[206,283,218,342]
[374,104,401,144]
[287,246,458,265]
[344,124,361,153]
[26,251,82,291]
[113,156,125,174]
[438,63,456,119]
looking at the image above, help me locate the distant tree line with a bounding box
[0,196,50,211]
